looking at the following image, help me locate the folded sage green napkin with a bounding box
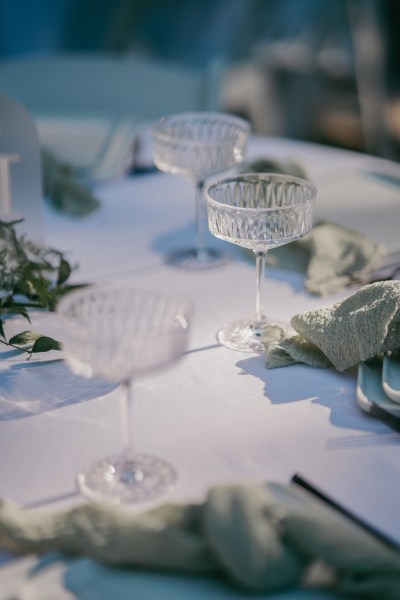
[265,280,400,370]
[268,221,386,296]
[239,156,309,180]
[42,150,101,217]
[1,482,400,598]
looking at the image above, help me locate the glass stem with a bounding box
[254,250,267,322]
[194,178,206,252]
[121,379,134,459]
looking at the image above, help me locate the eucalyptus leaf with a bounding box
[0,219,80,357]
[57,258,71,285]
[2,305,31,322]
[9,331,42,346]
[30,336,61,354]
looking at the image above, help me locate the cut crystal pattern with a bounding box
[57,283,193,504]
[58,285,193,382]
[152,112,250,179]
[206,174,316,252]
[205,173,316,352]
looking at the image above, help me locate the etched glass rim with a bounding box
[57,281,194,341]
[152,111,250,147]
[205,172,317,213]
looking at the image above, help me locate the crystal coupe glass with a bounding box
[57,282,193,504]
[206,173,316,352]
[152,112,250,269]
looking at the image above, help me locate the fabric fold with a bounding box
[265,280,400,370]
[267,221,386,297]
[1,481,400,598]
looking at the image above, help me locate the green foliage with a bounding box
[0,219,78,357]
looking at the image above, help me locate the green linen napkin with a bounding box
[42,150,101,217]
[265,280,400,370]
[239,156,309,180]
[1,482,400,597]
[266,221,386,297]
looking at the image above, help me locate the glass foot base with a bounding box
[217,319,290,353]
[165,247,228,270]
[77,453,177,504]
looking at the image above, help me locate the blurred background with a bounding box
[0,0,399,161]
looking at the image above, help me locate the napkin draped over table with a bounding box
[1,482,400,598]
[266,221,386,297]
[265,281,400,370]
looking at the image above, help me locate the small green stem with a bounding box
[0,337,32,356]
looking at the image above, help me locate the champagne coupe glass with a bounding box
[152,112,250,269]
[206,173,316,352]
[57,282,193,504]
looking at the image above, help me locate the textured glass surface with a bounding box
[57,282,193,504]
[152,112,250,179]
[205,174,316,352]
[206,174,316,252]
[58,284,192,382]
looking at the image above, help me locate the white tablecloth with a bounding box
[1,135,400,598]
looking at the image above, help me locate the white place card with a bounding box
[0,93,43,243]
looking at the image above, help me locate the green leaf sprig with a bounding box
[0,219,80,358]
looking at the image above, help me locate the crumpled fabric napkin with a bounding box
[42,150,101,217]
[239,156,309,180]
[266,220,386,296]
[265,280,400,370]
[1,482,400,598]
